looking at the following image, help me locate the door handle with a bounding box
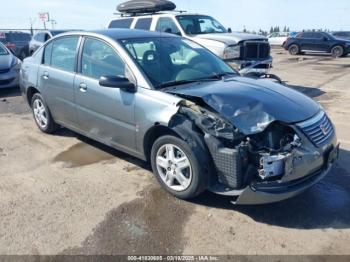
[43,71,49,80]
[79,83,87,92]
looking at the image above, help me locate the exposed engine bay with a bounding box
[170,98,308,193]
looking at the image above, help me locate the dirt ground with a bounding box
[0,48,350,255]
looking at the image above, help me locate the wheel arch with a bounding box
[143,124,180,163]
[26,86,40,107]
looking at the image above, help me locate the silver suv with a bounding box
[108,13,272,77]
[20,30,338,204]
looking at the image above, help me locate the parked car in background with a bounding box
[332,31,350,40]
[0,42,21,89]
[284,31,350,57]
[267,32,289,46]
[20,30,338,204]
[0,31,31,60]
[29,30,72,55]
[108,0,273,78]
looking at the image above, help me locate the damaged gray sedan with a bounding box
[20,29,339,204]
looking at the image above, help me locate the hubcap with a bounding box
[334,48,342,57]
[33,99,48,129]
[156,144,192,192]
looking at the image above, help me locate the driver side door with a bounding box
[74,37,137,152]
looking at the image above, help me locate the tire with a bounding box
[151,135,208,199]
[331,45,344,58]
[31,93,58,134]
[288,44,300,55]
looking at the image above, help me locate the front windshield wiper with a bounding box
[204,72,237,80]
[156,72,237,89]
[156,79,201,89]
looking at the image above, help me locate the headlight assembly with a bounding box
[233,104,275,134]
[223,45,240,60]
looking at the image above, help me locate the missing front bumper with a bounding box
[232,144,339,205]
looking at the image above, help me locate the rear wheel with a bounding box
[31,93,58,134]
[331,45,344,58]
[151,135,208,199]
[288,44,300,55]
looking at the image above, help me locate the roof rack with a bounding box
[113,10,187,17]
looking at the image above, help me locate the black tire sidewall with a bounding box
[331,46,344,58]
[289,44,299,55]
[31,93,57,133]
[151,135,207,199]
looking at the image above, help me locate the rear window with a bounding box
[134,18,152,30]
[109,18,134,29]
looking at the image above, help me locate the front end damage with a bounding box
[169,99,339,205]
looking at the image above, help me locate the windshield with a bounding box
[0,43,8,55]
[121,37,236,89]
[176,15,227,35]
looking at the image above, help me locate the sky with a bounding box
[0,0,349,32]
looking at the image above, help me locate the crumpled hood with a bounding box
[0,54,13,70]
[193,32,267,45]
[167,77,320,134]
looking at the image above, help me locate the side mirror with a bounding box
[323,37,328,41]
[99,75,136,92]
[228,28,232,33]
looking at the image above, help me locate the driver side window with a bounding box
[81,38,125,80]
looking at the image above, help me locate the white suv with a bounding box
[108,12,273,77]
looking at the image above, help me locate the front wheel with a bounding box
[31,93,58,134]
[331,45,344,58]
[151,135,208,199]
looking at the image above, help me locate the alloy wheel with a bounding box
[33,99,48,129]
[156,144,192,192]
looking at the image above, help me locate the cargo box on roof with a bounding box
[117,0,176,14]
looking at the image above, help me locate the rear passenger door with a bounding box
[299,32,314,51]
[74,37,137,151]
[38,36,80,128]
[134,18,152,31]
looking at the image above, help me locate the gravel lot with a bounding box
[0,48,350,255]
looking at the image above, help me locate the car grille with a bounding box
[297,111,335,147]
[0,68,10,74]
[242,41,270,60]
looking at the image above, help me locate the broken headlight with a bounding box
[233,106,275,135]
[223,45,240,60]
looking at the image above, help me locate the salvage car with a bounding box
[108,0,275,79]
[284,31,350,57]
[267,32,289,46]
[29,30,73,55]
[0,42,21,88]
[0,31,31,60]
[20,30,339,204]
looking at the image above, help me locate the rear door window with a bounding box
[134,18,152,31]
[109,18,134,29]
[155,17,181,35]
[51,37,79,72]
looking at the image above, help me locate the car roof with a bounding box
[58,29,178,40]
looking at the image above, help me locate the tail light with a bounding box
[5,42,16,49]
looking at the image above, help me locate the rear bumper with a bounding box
[233,144,339,205]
